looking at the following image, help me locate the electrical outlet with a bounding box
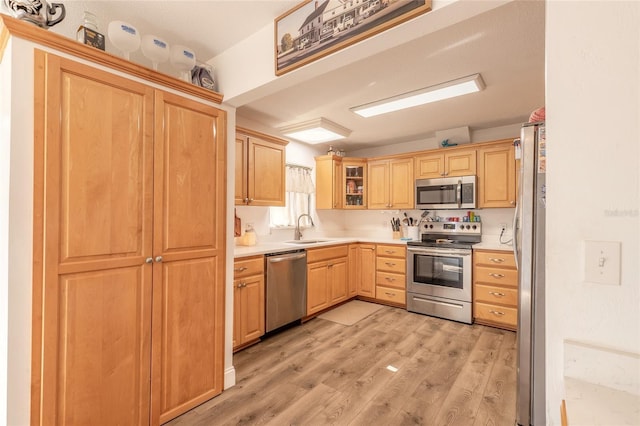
[499,223,507,232]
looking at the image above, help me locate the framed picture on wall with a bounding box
[275,0,432,76]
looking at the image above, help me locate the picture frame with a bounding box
[274,0,432,76]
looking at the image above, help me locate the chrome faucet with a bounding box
[295,214,315,240]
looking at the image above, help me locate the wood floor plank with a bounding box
[165,306,517,426]
[473,330,518,426]
[431,330,505,425]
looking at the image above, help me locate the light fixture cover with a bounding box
[351,73,485,118]
[280,117,351,144]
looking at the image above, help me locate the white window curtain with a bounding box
[270,165,315,227]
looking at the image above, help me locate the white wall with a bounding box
[0,36,12,426]
[546,0,640,423]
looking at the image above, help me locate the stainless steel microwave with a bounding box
[415,175,477,210]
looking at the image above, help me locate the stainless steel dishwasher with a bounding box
[265,249,307,333]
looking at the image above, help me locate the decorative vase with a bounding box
[3,0,66,28]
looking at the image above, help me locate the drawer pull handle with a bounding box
[489,310,505,316]
[385,292,396,297]
[385,262,396,267]
[385,250,396,254]
[489,258,505,263]
[489,273,505,278]
[385,277,395,282]
[234,267,248,272]
[489,291,505,297]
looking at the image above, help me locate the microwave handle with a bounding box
[456,179,462,208]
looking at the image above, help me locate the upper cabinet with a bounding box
[477,140,517,208]
[368,157,414,209]
[235,127,288,206]
[315,154,343,209]
[415,148,476,179]
[343,158,367,209]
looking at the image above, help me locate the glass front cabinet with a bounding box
[343,158,367,209]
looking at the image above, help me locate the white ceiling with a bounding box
[43,0,545,151]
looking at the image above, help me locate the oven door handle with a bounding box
[407,248,470,257]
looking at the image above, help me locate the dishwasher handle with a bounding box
[267,253,307,263]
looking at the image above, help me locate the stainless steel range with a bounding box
[406,221,481,324]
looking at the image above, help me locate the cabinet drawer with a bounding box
[376,286,406,305]
[474,284,518,307]
[234,256,264,278]
[474,266,518,287]
[474,250,516,268]
[474,302,517,328]
[376,271,405,290]
[376,244,405,258]
[307,245,348,263]
[376,256,406,274]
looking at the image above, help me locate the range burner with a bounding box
[407,221,482,249]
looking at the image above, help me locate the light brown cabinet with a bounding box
[375,244,407,306]
[306,245,349,315]
[473,249,518,331]
[367,157,414,209]
[31,51,226,425]
[349,243,376,298]
[477,140,517,208]
[235,127,288,206]
[315,154,343,209]
[415,148,476,179]
[233,256,265,351]
[343,158,367,209]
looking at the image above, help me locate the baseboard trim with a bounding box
[224,366,236,390]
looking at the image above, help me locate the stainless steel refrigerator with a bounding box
[514,122,546,426]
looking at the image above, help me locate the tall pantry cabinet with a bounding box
[18,31,226,426]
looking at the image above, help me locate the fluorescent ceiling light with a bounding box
[351,74,485,118]
[280,117,351,144]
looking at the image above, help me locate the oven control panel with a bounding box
[422,221,481,235]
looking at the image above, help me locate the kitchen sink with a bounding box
[284,240,328,245]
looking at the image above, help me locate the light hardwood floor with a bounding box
[166,305,517,426]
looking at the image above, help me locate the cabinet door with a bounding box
[333,158,344,209]
[348,245,359,296]
[389,158,414,209]
[307,262,330,315]
[367,160,390,209]
[477,142,516,208]
[239,274,265,344]
[358,245,377,297]
[445,149,476,176]
[415,153,444,179]
[343,159,367,209]
[234,135,248,205]
[315,156,335,209]
[34,53,155,426]
[233,279,242,349]
[248,136,286,206]
[329,257,349,304]
[153,91,226,424]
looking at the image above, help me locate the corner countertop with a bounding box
[234,237,411,258]
[234,235,514,258]
[473,240,514,252]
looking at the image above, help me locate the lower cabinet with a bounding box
[349,243,376,298]
[233,256,265,351]
[473,249,518,331]
[307,245,349,315]
[375,244,407,307]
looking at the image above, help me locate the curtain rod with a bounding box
[286,163,313,171]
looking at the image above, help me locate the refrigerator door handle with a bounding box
[513,199,519,269]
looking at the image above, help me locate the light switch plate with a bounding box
[584,241,621,285]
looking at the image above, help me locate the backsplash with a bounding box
[235,205,515,244]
